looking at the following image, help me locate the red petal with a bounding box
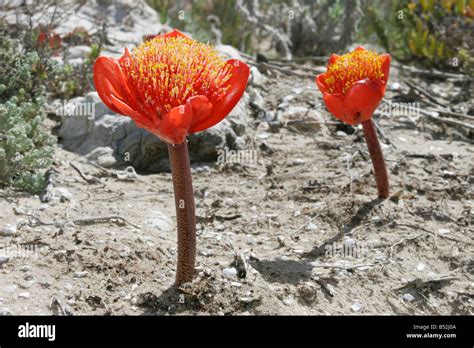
[191,59,250,133]
[379,53,391,86]
[343,80,384,124]
[316,74,329,94]
[353,46,367,52]
[328,53,340,66]
[323,94,346,120]
[187,96,213,131]
[93,57,126,115]
[152,29,191,41]
[156,104,193,144]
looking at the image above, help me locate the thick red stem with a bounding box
[167,142,196,285]
[362,119,389,199]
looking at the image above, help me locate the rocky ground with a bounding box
[1,56,473,315]
[1,0,473,316]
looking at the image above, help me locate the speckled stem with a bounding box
[167,142,196,285]
[362,119,389,199]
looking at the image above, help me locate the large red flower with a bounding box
[93,29,250,144]
[316,46,390,125]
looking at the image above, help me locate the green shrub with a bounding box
[0,31,55,194]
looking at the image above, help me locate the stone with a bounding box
[402,293,415,302]
[223,267,238,278]
[59,92,253,171]
[73,271,89,278]
[0,224,16,237]
[85,147,117,168]
[351,302,364,312]
[0,256,9,265]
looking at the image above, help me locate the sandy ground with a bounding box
[0,69,473,315]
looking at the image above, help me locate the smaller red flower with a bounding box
[316,46,390,125]
[94,29,250,144]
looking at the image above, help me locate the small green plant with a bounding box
[0,28,55,194]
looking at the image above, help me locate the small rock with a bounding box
[305,223,317,231]
[223,267,237,278]
[1,224,16,237]
[292,158,305,166]
[402,293,415,302]
[282,297,294,306]
[86,147,117,168]
[0,308,12,316]
[18,292,30,299]
[351,302,364,313]
[336,130,348,137]
[230,281,242,287]
[0,256,9,265]
[73,271,89,278]
[13,206,26,215]
[437,229,450,235]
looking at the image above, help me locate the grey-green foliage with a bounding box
[0,34,55,194]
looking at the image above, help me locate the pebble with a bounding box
[1,285,17,294]
[18,292,30,299]
[292,158,305,166]
[336,130,348,137]
[20,266,31,272]
[230,282,242,287]
[351,302,364,313]
[223,267,238,278]
[282,298,294,306]
[402,293,415,302]
[437,229,450,235]
[0,256,9,265]
[0,224,16,237]
[305,223,317,231]
[73,271,89,278]
[0,308,12,316]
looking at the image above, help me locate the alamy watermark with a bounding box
[380,100,420,118]
[54,100,96,119]
[217,146,258,165]
[1,243,39,260]
[325,240,374,258]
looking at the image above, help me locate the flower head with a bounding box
[316,46,390,125]
[94,29,250,144]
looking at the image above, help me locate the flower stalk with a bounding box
[362,119,389,198]
[167,141,196,285]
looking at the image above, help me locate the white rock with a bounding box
[305,223,317,231]
[292,158,305,166]
[402,293,415,302]
[18,292,30,299]
[0,224,16,237]
[250,66,267,87]
[351,302,364,312]
[0,256,9,265]
[73,271,89,278]
[223,267,238,278]
[336,130,348,137]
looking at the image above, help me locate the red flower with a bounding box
[316,46,390,125]
[93,29,250,144]
[38,31,62,51]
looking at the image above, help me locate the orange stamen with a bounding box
[324,50,384,95]
[121,36,232,116]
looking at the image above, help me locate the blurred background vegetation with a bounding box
[148,0,474,73]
